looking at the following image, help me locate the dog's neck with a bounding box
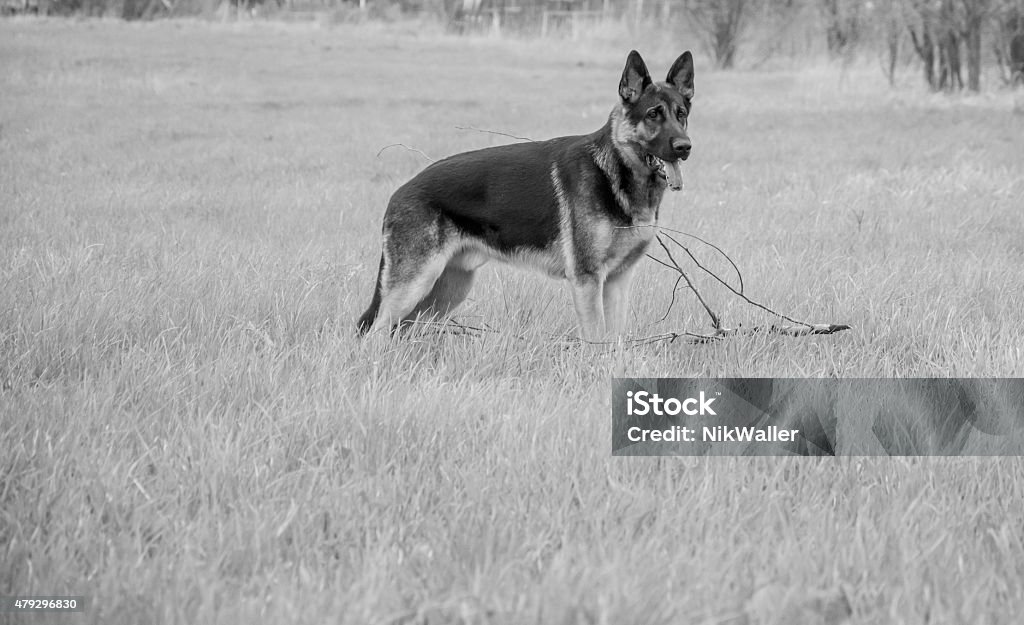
[606,107,657,173]
[590,110,667,222]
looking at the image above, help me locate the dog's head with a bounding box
[615,50,694,190]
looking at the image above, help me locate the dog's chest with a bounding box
[597,217,658,273]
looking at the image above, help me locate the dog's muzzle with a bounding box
[645,154,683,191]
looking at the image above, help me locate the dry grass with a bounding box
[2,17,1024,625]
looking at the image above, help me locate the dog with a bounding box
[357,49,694,340]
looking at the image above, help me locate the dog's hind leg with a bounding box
[402,251,485,327]
[361,197,483,335]
[366,249,451,335]
[406,264,478,324]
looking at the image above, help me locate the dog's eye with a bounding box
[676,109,687,121]
[646,108,660,120]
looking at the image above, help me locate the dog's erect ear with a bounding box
[619,50,652,104]
[666,51,695,99]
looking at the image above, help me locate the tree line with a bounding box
[6,0,1023,90]
[683,0,1023,90]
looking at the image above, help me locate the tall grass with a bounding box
[2,18,1023,624]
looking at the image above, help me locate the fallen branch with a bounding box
[654,236,721,330]
[634,231,851,347]
[566,322,850,351]
[716,323,851,337]
[660,231,812,328]
[657,225,745,294]
[401,318,493,338]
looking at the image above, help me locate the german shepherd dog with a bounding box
[357,50,694,340]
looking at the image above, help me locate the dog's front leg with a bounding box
[569,275,606,341]
[603,267,635,336]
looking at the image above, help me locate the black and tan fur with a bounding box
[357,50,695,340]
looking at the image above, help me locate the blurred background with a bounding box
[3,0,1023,93]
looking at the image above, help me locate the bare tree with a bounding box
[906,0,1003,92]
[820,0,864,57]
[874,0,905,86]
[939,0,964,90]
[907,0,964,91]
[993,1,1024,84]
[685,0,756,69]
[907,0,940,88]
[958,0,991,91]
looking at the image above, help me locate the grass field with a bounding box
[2,17,1024,624]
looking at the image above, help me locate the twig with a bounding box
[618,224,744,294]
[376,143,435,162]
[624,331,721,346]
[588,323,852,351]
[644,253,680,273]
[655,235,722,330]
[656,274,687,323]
[718,323,851,337]
[645,253,695,324]
[553,331,721,352]
[658,232,814,330]
[454,125,535,143]
[402,318,491,337]
[657,225,744,294]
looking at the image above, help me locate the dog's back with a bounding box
[387,138,585,253]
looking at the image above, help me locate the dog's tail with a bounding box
[356,254,385,336]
